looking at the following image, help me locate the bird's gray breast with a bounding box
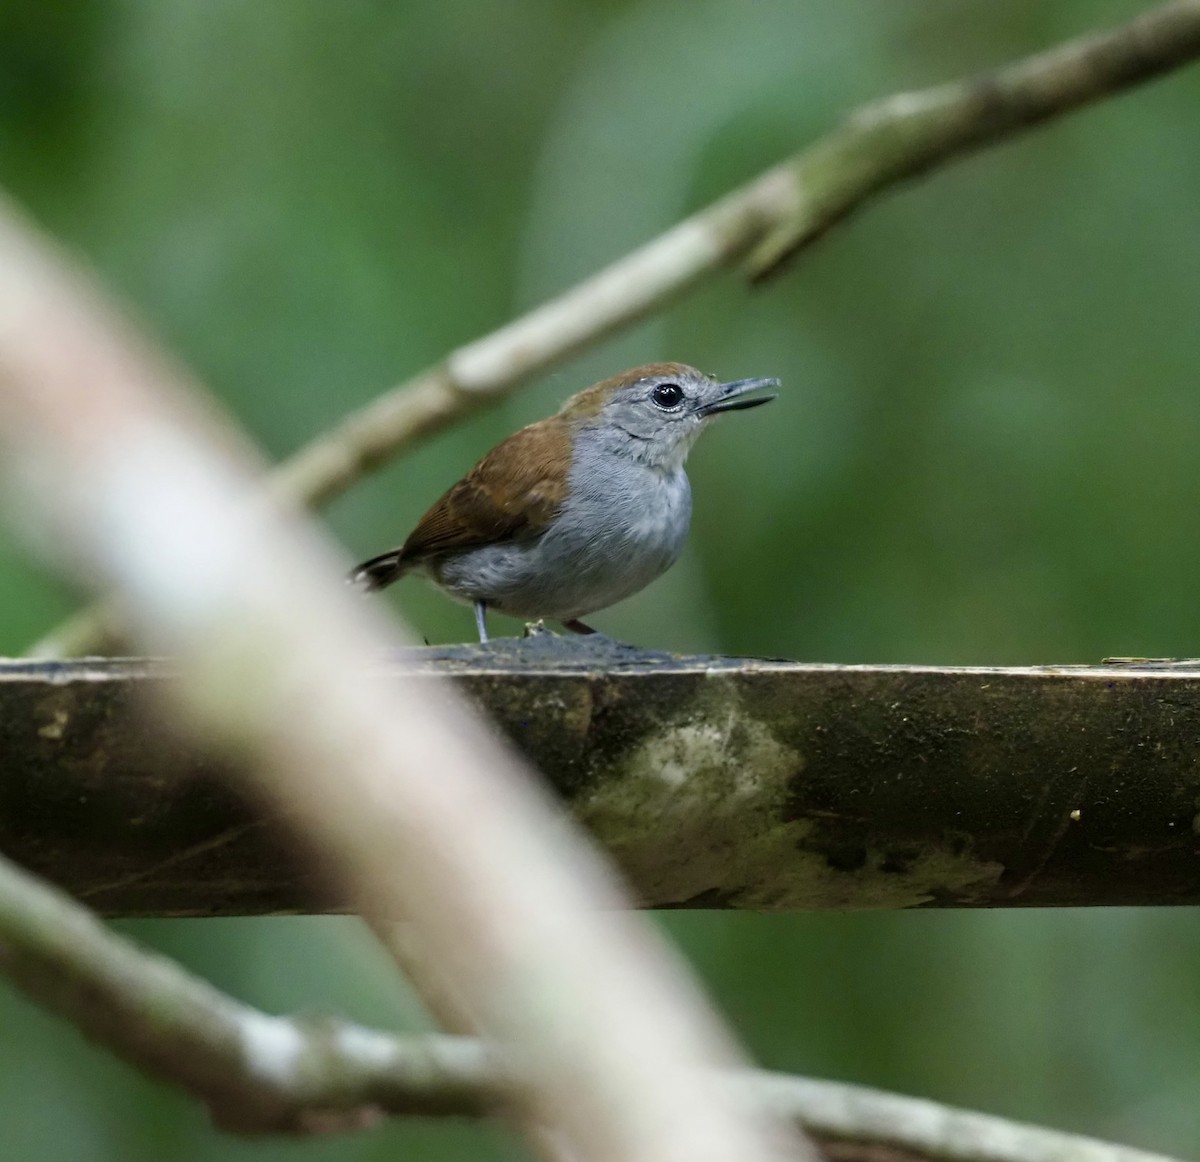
[532,441,692,616]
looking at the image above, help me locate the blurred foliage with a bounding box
[2,0,1200,1158]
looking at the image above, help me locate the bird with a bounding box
[349,362,778,642]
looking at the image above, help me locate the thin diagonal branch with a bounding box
[28,0,1200,658]
[0,847,1176,1162]
[745,0,1200,275]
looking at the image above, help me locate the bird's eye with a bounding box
[651,382,684,410]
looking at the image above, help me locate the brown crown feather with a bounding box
[559,361,704,419]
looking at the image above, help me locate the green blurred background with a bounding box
[3,0,1200,1157]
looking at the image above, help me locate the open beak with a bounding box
[697,376,780,418]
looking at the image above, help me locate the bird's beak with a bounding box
[697,377,780,417]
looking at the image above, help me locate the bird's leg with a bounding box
[474,600,489,643]
[562,618,596,635]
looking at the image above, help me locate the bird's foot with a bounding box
[523,618,608,641]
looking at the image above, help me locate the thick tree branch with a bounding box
[0,847,1176,1162]
[0,198,810,1161]
[28,0,1200,658]
[4,647,1200,916]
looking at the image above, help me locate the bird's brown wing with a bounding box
[398,417,572,565]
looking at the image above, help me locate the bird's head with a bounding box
[560,362,779,470]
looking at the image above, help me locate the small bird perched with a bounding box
[350,362,778,641]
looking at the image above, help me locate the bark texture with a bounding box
[3,640,1196,915]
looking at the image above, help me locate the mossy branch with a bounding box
[6,647,1200,916]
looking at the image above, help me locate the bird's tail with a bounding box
[348,549,409,593]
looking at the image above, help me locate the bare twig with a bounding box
[750,1076,1178,1162]
[0,197,810,1161]
[0,847,1176,1162]
[28,0,1200,658]
[0,848,485,1135]
[744,0,1200,276]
